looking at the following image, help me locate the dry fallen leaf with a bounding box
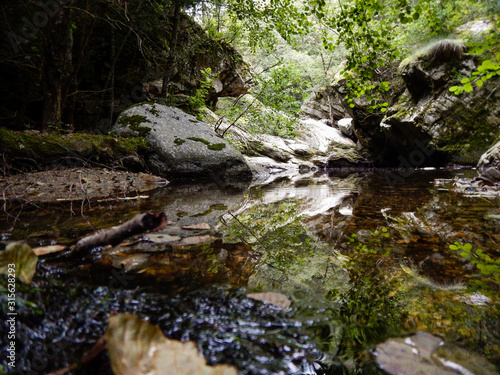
[247,292,291,310]
[105,313,238,375]
[32,244,67,256]
[0,242,38,283]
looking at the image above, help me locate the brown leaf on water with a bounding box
[105,313,238,375]
[247,292,291,310]
[0,242,38,283]
[32,244,67,256]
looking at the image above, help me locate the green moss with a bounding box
[0,127,66,156]
[187,137,226,151]
[207,143,226,150]
[0,128,148,172]
[187,136,210,145]
[118,115,151,137]
[211,204,228,210]
[434,101,499,164]
[174,138,186,146]
[149,104,160,117]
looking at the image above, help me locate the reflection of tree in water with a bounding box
[302,229,404,369]
[221,200,316,273]
[220,196,402,368]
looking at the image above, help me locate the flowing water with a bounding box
[1,168,499,374]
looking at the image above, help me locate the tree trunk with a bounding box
[41,7,73,132]
[161,3,181,97]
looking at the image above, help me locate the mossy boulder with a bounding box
[113,104,252,182]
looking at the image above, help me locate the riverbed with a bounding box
[1,168,499,374]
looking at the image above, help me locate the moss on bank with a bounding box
[0,127,148,173]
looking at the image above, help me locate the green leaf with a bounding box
[460,77,470,84]
[460,252,469,258]
[476,80,484,87]
[463,243,473,252]
[449,244,459,250]
[463,82,473,93]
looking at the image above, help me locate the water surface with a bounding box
[1,169,499,373]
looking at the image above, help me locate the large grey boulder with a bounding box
[113,104,252,181]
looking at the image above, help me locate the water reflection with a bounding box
[1,169,499,372]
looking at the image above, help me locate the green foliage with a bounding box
[256,63,307,114]
[449,20,500,95]
[304,0,497,109]
[449,242,500,283]
[224,0,311,51]
[346,227,391,256]
[216,62,306,138]
[217,95,300,138]
[189,68,214,110]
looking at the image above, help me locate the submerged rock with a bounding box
[374,331,498,375]
[113,104,252,182]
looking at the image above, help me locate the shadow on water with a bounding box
[1,169,500,373]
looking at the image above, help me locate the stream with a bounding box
[1,168,499,374]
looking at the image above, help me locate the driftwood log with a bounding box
[74,211,166,252]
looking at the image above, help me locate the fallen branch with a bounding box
[74,211,166,252]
